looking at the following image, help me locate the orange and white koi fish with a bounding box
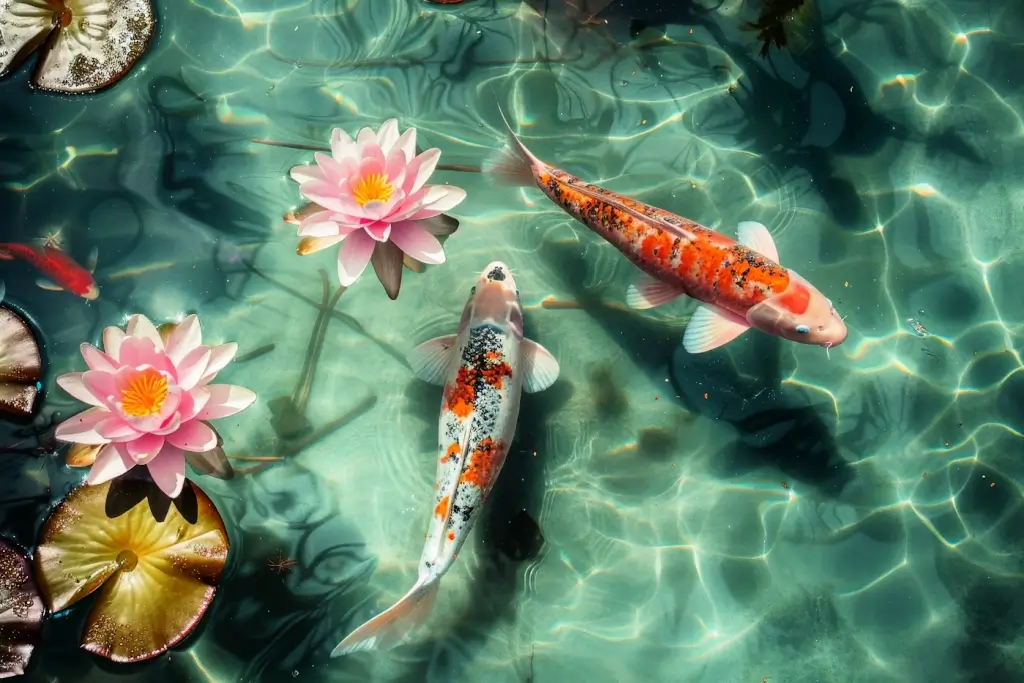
[331,261,560,656]
[484,114,848,354]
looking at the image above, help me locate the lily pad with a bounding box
[34,479,229,663]
[0,538,43,679]
[0,0,156,94]
[0,304,42,419]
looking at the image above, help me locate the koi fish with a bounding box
[0,243,99,300]
[484,114,848,354]
[332,261,560,656]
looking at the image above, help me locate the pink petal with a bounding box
[415,185,467,215]
[80,343,118,373]
[101,326,125,360]
[82,370,118,408]
[389,221,446,265]
[127,433,165,464]
[166,420,218,453]
[182,387,210,420]
[146,445,186,498]
[117,337,164,372]
[337,230,375,286]
[55,407,111,445]
[151,412,182,436]
[384,147,408,188]
[392,127,416,162]
[56,372,103,406]
[315,152,349,186]
[356,126,377,145]
[196,384,256,420]
[362,221,392,242]
[290,164,324,184]
[300,179,348,212]
[87,443,135,486]
[376,119,400,154]
[125,314,164,349]
[165,315,202,366]
[175,346,211,391]
[403,148,440,194]
[199,343,237,384]
[330,127,354,159]
[95,416,141,441]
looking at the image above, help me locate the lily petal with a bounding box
[146,445,187,498]
[126,433,165,465]
[195,384,256,420]
[87,443,136,486]
[376,119,400,154]
[95,416,141,442]
[200,343,238,383]
[166,420,218,453]
[337,230,376,286]
[297,235,344,256]
[176,346,212,391]
[55,407,112,445]
[389,221,447,265]
[403,148,441,194]
[289,164,324,184]
[56,373,103,407]
[164,315,203,366]
[125,315,164,350]
[102,326,126,360]
[330,127,354,158]
[80,343,118,373]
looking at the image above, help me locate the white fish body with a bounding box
[331,261,560,657]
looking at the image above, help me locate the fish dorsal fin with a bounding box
[736,221,778,262]
[408,334,458,385]
[626,272,685,310]
[521,339,560,393]
[683,304,751,353]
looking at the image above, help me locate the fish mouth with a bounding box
[83,284,100,300]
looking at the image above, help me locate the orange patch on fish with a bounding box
[442,442,461,463]
[775,280,810,315]
[443,367,477,418]
[480,359,512,389]
[460,437,505,488]
[641,231,675,266]
[447,531,455,541]
[434,496,450,519]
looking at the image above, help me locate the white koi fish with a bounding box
[331,261,560,656]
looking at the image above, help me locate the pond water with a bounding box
[1,1,1023,682]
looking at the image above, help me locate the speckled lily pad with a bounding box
[0,538,43,679]
[33,480,229,663]
[0,304,42,419]
[0,0,156,94]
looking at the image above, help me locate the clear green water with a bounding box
[1,0,1023,682]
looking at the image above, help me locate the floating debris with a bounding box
[906,318,929,337]
[0,304,43,419]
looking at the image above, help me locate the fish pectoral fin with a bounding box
[683,304,751,353]
[408,334,458,385]
[86,246,99,273]
[736,221,778,262]
[36,278,64,292]
[626,273,684,310]
[521,339,560,393]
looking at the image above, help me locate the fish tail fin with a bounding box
[483,105,542,188]
[0,246,13,260]
[331,577,441,657]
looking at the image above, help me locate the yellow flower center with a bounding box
[352,173,393,206]
[120,368,168,418]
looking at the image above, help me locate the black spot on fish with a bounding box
[487,266,506,281]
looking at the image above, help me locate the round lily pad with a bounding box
[0,305,42,419]
[34,480,229,663]
[0,0,156,94]
[0,538,43,679]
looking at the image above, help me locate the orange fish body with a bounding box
[0,243,99,300]
[487,116,847,353]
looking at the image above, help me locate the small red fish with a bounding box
[0,243,99,300]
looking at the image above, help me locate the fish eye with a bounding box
[516,289,521,300]
[796,324,810,334]
[470,286,477,296]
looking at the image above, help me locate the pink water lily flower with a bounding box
[288,119,466,299]
[54,314,256,499]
